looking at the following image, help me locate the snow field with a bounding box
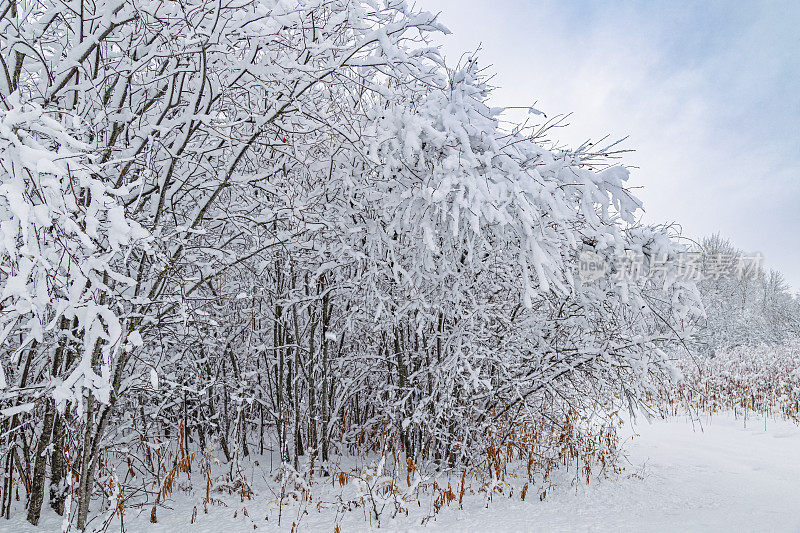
[3,412,798,532]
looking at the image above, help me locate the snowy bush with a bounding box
[656,340,800,423]
[0,0,702,529]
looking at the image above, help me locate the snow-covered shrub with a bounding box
[0,0,701,529]
[0,94,146,398]
[657,340,800,422]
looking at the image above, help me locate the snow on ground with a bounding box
[4,413,800,532]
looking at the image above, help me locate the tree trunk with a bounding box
[76,393,95,531]
[320,288,331,462]
[49,411,66,515]
[26,399,56,525]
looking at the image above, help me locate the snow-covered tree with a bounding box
[0,0,701,528]
[694,234,797,354]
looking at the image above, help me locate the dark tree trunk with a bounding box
[49,411,66,515]
[26,399,56,525]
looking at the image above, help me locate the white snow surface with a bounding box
[4,413,800,532]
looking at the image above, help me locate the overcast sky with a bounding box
[418,0,800,292]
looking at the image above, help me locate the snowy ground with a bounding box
[4,413,800,532]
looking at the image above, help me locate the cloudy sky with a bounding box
[419,0,800,291]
